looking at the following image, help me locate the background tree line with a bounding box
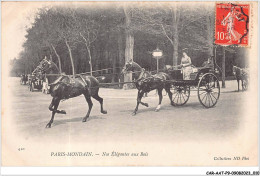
[10,2,248,83]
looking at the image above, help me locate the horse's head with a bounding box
[36,58,50,73]
[233,65,238,75]
[121,60,134,74]
[37,58,60,75]
[121,60,142,75]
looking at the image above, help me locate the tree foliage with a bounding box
[10,3,245,79]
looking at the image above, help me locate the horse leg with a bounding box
[138,91,149,107]
[92,94,107,114]
[46,97,61,128]
[48,97,66,114]
[237,79,240,92]
[132,90,146,116]
[241,79,244,91]
[155,88,163,112]
[82,93,93,122]
[165,85,174,106]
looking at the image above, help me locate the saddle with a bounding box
[50,74,88,87]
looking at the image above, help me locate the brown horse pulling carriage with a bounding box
[122,59,220,115]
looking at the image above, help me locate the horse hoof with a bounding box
[101,110,107,114]
[132,112,137,116]
[155,109,160,112]
[45,124,51,128]
[82,119,87,122]
[144,103,149,107]
[60,110,66,114]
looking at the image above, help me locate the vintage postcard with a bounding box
[1,1,259,169]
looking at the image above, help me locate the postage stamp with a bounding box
[215,3,249,46]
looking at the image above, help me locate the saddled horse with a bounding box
[38,58,107,128]
[122,60,174,115]
[233,65,249,91]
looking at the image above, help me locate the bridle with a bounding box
[122,61,149,81]
[39,59,59,74]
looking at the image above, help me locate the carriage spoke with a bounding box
[181,93,185,102]
[180,93,185,103]
[209,93,215,105]
[178,93,182,104]
[179,93,183,104]
[199,91,207,95]
[204,93,208,106]
[173,92,178,102]
[201,93,207,102]
[199,88,207,91]
[208,93,211,107]
[210,92,218,100]
[176,93,180,104]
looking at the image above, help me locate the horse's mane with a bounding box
[49,60,60,74]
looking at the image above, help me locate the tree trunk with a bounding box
[172,6,180,66]
[112,51,117,83]
[51,44,62,73]
[123,7,134,89]
[206,15,214,57]
[65,39,75,77]
[80,33,93,76]
[222,48,226,88]
[118,31,124,88]
[86,45,93,76]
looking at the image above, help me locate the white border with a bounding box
[1,167,259,175]
[1,0,259,175]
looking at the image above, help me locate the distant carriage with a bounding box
[28,64,44,92]
[28,74,43,92]
[20,74,28,85]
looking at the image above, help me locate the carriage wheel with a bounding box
[198,73,220,108]
[171,86,190,106]
[242,79,248,91]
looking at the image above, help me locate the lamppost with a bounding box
[152,48,163,73]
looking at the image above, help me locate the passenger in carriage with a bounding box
[202,56,214,68]
[180,50,193,80]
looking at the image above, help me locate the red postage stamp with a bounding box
[215,3,249,46]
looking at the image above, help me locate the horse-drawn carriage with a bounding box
[20,74,28,85]
[28,64,45,92]
[122,57,220,115]
[166,66,220,108]
[28,74,43,92]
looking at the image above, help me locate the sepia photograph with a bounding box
[1,1,259,170]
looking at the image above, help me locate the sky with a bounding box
[2,2,42,61]
[1,1,119,62]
